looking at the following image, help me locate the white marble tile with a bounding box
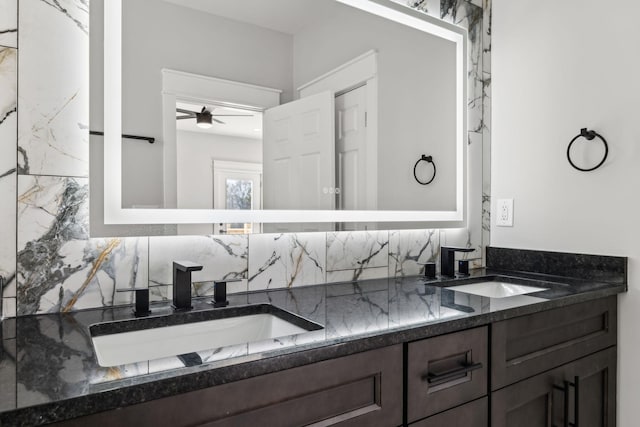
[389,229,440,277]
[28,237,149,314]
[0,48,16,130]
[191,279,248,298]
[406,0,440,17]
[481,0,492,266]
[0,47,16,300]
[17,175,149,314]
[248,233,326,291]
[326,230,389,271]
[483,0,492,75]
[460,131,484,262]
[149,235,248,284]
[17,176,89,247]
[326,266,389,284]
[2,273,15,299]
[18,0,89,177]
[2,297,15,318]
[149,235,248,300]
[0,0,17,48]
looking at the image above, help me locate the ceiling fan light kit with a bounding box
[196,113,213,128]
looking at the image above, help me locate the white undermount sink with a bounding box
[91,305,322,367]
[445,281,548,299]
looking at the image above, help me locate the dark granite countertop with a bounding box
[0,254,627,425]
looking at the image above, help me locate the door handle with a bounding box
[553,376,579,427]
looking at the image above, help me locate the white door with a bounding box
[212,160,262,234]
[263,91,335,211]
[335,85,368,211]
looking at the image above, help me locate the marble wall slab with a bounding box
[389,229,440,277]
[406,0,440,17]
[0,0,17,48]
[148,235,248,301]
[16,176,148,315]
[0,46,16,318]
[431,0,488,265]
[18,0,89,177]
[481,0,492,265]
[248,233,326,291]
[326,231,389,282]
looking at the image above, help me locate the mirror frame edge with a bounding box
[103,0,468,227]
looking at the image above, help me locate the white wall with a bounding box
[175,130,262,210]
[491,0,640,423]
[293,4,457,211]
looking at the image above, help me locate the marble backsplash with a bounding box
[23,228,442,315]
[0,0,491,318]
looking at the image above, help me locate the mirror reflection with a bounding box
[115,0,459,218]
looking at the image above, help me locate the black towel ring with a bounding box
[567,128,608,172]
[413,155,436,185]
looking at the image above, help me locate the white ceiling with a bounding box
[163,0,339,35]
[176,101,263,140]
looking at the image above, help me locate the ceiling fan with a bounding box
[176,106,253,129]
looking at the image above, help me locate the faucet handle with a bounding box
[116,287,151,317]
[212,279,241,308]
[417,262,437,279]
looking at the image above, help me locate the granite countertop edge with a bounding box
[1,273,626,426]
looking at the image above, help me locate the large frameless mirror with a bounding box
[93,0,467,234]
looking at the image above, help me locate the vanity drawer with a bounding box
[491,296,617,390]
[409,397,487,427]
[407,326,488,423]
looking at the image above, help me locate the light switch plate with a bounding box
[496,199,514,227]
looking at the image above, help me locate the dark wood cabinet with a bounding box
[54,345,403,427]
[52,297,618,427]
[491,347,616,427]
[491,296,616,390]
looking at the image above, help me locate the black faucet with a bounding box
[116,287,151,317]
[440,247,475,278]
[212,279,242,308]
[173,261,203,311]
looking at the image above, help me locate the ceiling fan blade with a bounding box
[176,116,193,120]
[210,114,254,117]
[213,118,226,124]
[176,108,197,115]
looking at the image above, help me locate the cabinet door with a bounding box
[492,296,616,390]
[491,347,616,427]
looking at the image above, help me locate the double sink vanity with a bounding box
[0,247,626,426]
